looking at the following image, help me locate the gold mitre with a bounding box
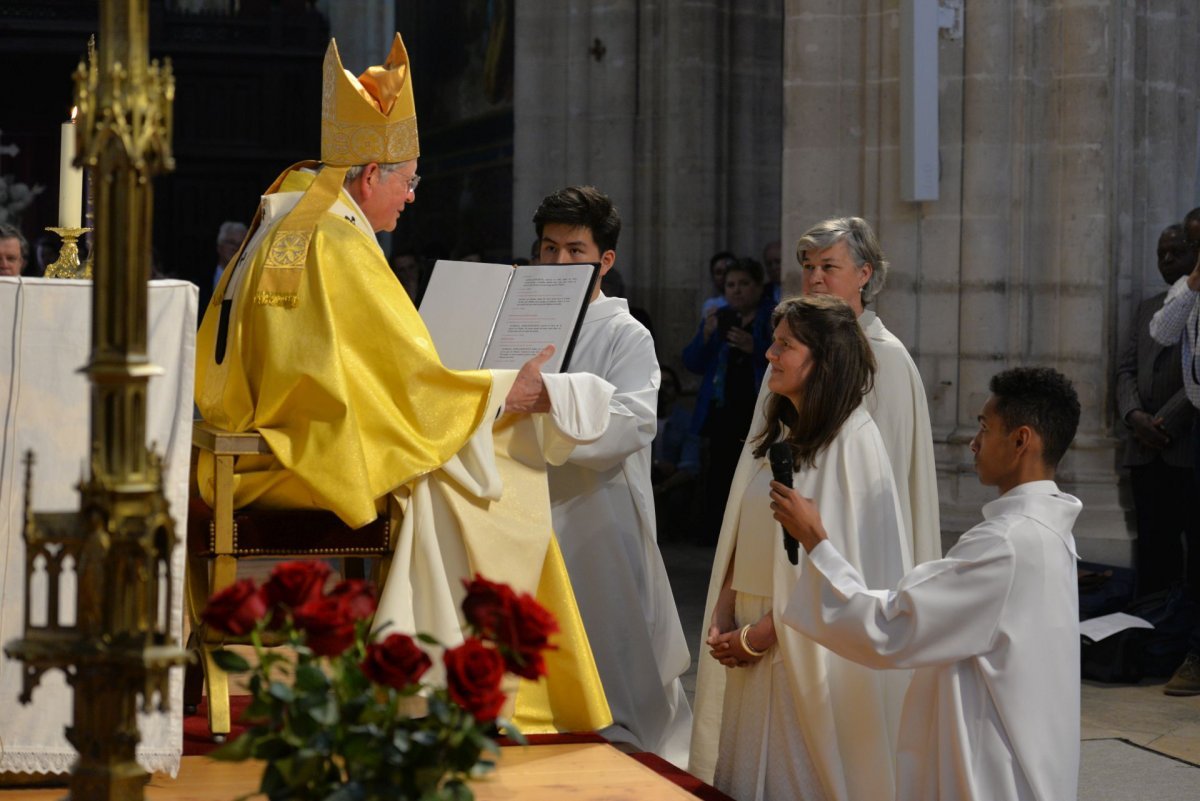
[321,33,420,166]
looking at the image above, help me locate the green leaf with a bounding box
[259,763,286,798]
[294,662,329,693]
[411,729,438,748]
[439,780,474,801]
[242,695,274,721]
[309,696,339,726]
[494,717,525,746]
[212,649,252,673]
[209,732,255,761]
[267,680,295,704]
[250,736,295,761]
[416,632,440,646]
[324,784,366,801]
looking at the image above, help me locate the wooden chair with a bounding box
[185,421,397,739]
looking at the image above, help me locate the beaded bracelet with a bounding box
[740,624,767,657]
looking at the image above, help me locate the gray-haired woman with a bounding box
[796,216,941,564]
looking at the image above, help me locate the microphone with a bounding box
[768,442,799,565]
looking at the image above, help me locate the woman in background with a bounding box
[682,257,774,543]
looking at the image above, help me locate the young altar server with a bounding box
[775,366,1083,801]
[534,186,693,766]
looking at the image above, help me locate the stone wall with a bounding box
[513,0,784,370]
[781,0,1200,561]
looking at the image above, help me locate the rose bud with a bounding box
[262,560,331,615]
[361,633,432,690]
[444,638,506,721]
[293,594,358,657]
[201,578,268,636]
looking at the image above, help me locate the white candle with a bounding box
[58,113,83,229]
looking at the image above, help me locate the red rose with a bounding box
[262,561,330,613]
[361,633,432,690]
[461,575,518,642]
[292,594,358,657]
[327,579,378,620]
[201,578,267,636]
[505,593,559,679]
[444,638,506,721]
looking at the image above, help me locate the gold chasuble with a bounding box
[195,164,610,733]
[196,168,490,526]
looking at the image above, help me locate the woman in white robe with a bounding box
[796,216,942,564]
[689,295,911,801]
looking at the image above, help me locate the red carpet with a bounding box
[183,695,252,757]
[184,696,733,800]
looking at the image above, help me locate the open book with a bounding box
[418,260,599,372]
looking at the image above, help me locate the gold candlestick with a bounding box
[5,5,186,799]
[43,226,93,279]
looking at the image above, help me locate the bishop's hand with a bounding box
[504,345,555,414]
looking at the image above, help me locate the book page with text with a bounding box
[482,264,597,371]
[419,260,515,370]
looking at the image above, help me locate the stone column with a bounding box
[782,0,1200,562]
[514,0,782,375]
[317,0,394,74]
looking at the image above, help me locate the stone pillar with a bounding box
[514,0,782,375]
[317,0,394,74]
[782,1,1200,563]
[513,0,639,261]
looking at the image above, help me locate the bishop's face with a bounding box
[359,161,418,233]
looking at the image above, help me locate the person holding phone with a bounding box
[683,257,775,544]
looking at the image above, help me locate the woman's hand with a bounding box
[708,614,776,669]
[726,326,753,354]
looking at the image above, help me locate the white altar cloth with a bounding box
[0,277,197,777]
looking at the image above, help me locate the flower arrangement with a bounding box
[200,562,558,801]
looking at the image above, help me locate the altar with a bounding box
[0,276,198,778]
[0,744,718,800]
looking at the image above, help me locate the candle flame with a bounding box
[70,106,78,124]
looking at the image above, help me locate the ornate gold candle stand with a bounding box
[3,3,188,800]
[44,226,93,279]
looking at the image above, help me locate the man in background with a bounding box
[1150,206,1200,696]
[211,220,247,289]
[0,224,27,277]
[1117,223,1197,597]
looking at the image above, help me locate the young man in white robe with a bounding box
[773,366,1084,801]
[533,186,693,766]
